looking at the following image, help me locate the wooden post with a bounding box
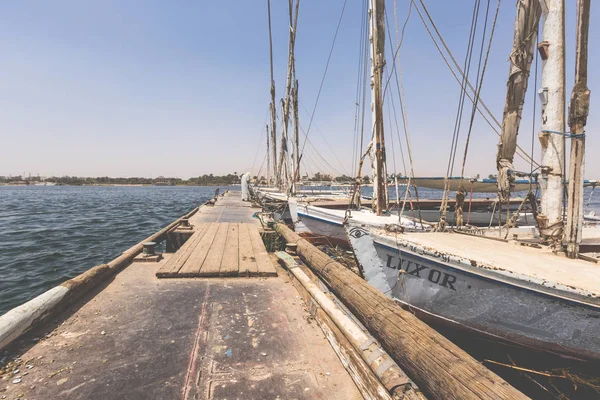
[538,0,566,245]
[369,0,388,215]
[267,0,278,185]
[275,223,528,400]
[565,0,591,258]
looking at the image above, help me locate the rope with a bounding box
[437,0,482,229]
[460,0,500,179]
[352,0,369,178]
[542,130,586,138]
[503,191,536,239]
[412,0,539,168]
[299,0,348,163]
[384,8,424,226]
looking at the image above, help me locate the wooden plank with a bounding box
[239,223,258,276]
[248,226,277,276]
[219,223,239,276]
[198,223,229,276]
[156,224,209,277]
[178,223,220,277]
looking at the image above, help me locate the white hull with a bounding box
[346,226,600,361]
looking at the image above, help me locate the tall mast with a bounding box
[266,124,271,186]
[292,79,300,193]
[369,0,388,215]
[565,0,591,258]
[538,0,566,246]
[267,0,278,186]
[278,0,300,193]
[496,0,541,201]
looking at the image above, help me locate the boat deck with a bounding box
[389,231,600,299]
[1,192,362,399]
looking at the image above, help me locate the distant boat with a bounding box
[407,176,598,193]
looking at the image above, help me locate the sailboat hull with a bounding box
[366,236,600,362]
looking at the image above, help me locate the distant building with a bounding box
[153,176,175,186]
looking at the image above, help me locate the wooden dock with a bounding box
[157,192,277,278]
[0,192,363,400]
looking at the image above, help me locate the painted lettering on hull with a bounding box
[386,254,457,290]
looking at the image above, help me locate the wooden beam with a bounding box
[220,223,240,275]
[156,224,209,277]
[276,251,424,400]
[179,223,219,276]
[275,223,528,400]
[248,227,277,276]
[239,223,259,275]
[200,223,230,276]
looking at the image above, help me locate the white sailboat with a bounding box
[346,0,600,362]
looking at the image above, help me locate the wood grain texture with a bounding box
[276,223,528,400]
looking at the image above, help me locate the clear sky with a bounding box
[0,1,597,179]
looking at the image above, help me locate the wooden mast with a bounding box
[277,0,300,193]
[292,79,300,193]
[565,0,591,258]
[267,0,278,187]
[496,0,542,201]
[266,124,271,186]
[369,0,388,215]
[537,0,566,246]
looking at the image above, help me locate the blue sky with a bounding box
[0,1,597,179]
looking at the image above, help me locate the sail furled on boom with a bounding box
[496,0,542,201]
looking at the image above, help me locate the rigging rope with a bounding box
[383,7,424,226]
[352,0,369,179]
[460,0,500,179]
[250,107,273,176]
[298,101,348,175]
[298,0,348,164]
[412,0,539,168]
[437,0,482,228]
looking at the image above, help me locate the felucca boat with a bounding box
[345,0,600,362]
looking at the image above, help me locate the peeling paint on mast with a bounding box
[565,0,591,258]
[369,0,388,216]
[538,0,566,245]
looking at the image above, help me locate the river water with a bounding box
[0,185,216,315]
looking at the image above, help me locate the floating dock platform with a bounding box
[0,192,362,399]
[157,193,276,278]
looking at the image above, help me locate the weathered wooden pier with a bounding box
[157,194,276,278]
[0,191,527,399]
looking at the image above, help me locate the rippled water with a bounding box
[0,186,219,315]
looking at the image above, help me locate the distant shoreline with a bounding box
[0,183,241,187]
